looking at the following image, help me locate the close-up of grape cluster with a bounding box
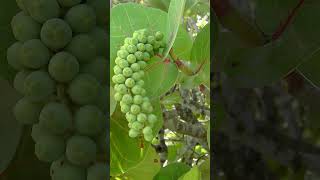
[112,29,166,142]
[7,0,108,179]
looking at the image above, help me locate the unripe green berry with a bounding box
[155,31,164,40]
[132,72,141,81]
[126,112,136,122]
[114,92,123,101]
[153,41,161,50]
[136,80,144,86]
[129,129,139,138]
[120,45,126,50]
[137,34,147,43]
[131,63,140,72]
[126,54,136,64]
[129,38,138,45]
[138,61,147,69]
[115,57,123,65]
[148,114,157,124]
[130,104,141,115]
[133,95,143,105]
[144,134,153,141]
[133,31,139,38]
[131,85,142,95]
[116,84,127,94]
[139,70,145,77]
[125,78,135,88]
[115,74,126,83]
[118,59,129,68]
[143,52,150,61]
[131,121,143,130]
[124,38,131,44]
[145,44,153,52]
[137,113,147,123]
[128,122,133,128]
[137,43,145,51]
[122,94,133,104]
[126,44,137,53]
[122,67,133,77]
[143,126,152,135]
[141,89,146,96]
[121,104,130,113]
[142,101,153,113]
[147,36,155,45]
[113,65,122,75]
[117,50,129,59]
[134,51,144,61]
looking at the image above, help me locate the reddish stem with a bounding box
[272,0,305,41]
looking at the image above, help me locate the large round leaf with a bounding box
[0,79,22,173]
[110,99,163,176]
[153,162,190,180]
[144,56,179,100]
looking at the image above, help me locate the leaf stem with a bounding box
[271,0,305,41]
[169,48,204,76]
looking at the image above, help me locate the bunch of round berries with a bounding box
[112,29,166,141]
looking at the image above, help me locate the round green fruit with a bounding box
[65,4,96,33]
[39,102,73,135]
[40,18,73,50]
[48,51,79,82]
[67,74,100,105]
[11,11,41,42]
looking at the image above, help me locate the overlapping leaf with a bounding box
[110,99,163,176]
[153,162,190,180]
[162,0,186,59]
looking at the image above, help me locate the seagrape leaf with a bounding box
[110,3,167,80]
[254,0,295,34]
[190,23,210,88]
[110,86,116,116]
[144,56,179,100]
[0,1,19,82]
[199,159,210,180]
[122,148,161,180]
[110,99,163,176]
[162,0,186,59]
[153,162,190,180]
[172,26,193,61]
[0,79,22,174]
[232,0,320,88]
[178,166,201,180]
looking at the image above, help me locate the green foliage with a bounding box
[87,163,108,180]
[40,18,73,50]
[65,4,96,33]
[66,135,97,166]
[153,162,191,180]
[11,11,41,42]
[39,102,73,135]
[48,51,80,82]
